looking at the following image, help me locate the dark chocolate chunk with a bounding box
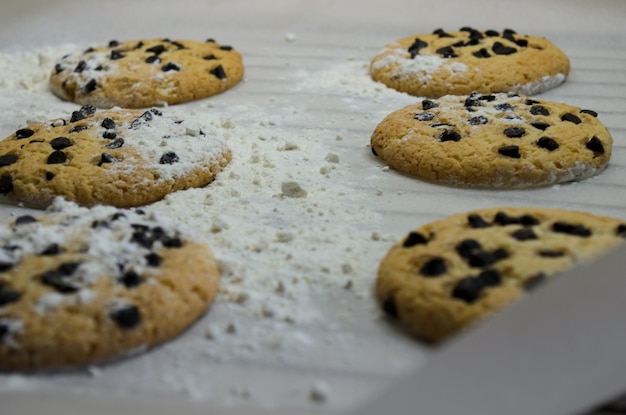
[468,115,488,125]
[561,113,582,124]
[40,243,61,256]
[219,45,233,51]
[54,63,65,74]
[467,214,490,228]
[498,145,520,158]
[162,236,183,248]
[492,248,509,261]
[382,297,398,318]
[552,222,592,237]
[161,62,180,72]
[419,257,447,277]
[511,227,538,241]
[102,131,117,139]
[494,211,519,226]
[145,55,161,64]
[47,151,67,165]
[538,249,565,258]
[83,79,98,94]
[105,138,124,149]
[203,54,217,60]
[422,99,439,110]
[455,239,482,258]
[402,231,429,247]
[210,64,227,79]
[99,153,117,165]
[15,215,37,226]
[68,125,88,133]
[159,152,179,164]
[50,137,72,150]
[433,28,453,38]
[41,262,81,293]
[74,60,87,73]
[108,40,120,47]
[134,41,144,49]
[435,46,458,58]
[0,288,20,307]
[515,38,529,47]
[371,146,378,157]
[478,94,496,102]
[101,118,116,130]
[523,273,547,291]
[146,44,167,55]
[0,323,8,340]
[408,38,429,58]
[131,231,153,249]
[438,130,461,142]
[145,253,161,267]
[0,154,18,167]
[415,112,435,121]
[45,172,55,181]
[525,99,541,105]
[464,97,481,108]
[110,50,125,60]
[492,42,517,55]
[478,269,502,287]
[467,251,497,268]
[0,261,13,272]
[452,277,484,303]
[536,136,559,151]
[119,270,143,288]
[495,103,514,112]
[616,224,626,238]
[0,175,13,194]
[585,136,605,154]
[580,109,598,117]
[503,127,525,138]
[519,214,540,226]
[472,48,491,58]
[530,105,550,116]
[15,128,35,139]
[430,122,453,128]
[530,122,550,131]
[109,305,141,329]
[485,30,499,37]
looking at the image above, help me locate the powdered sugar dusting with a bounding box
[514,73,567,96]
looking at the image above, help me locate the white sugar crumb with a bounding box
[280,181,308,198]
[285,32,297,42]
[310,380,331,402]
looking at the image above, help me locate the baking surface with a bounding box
[0,0,625,414]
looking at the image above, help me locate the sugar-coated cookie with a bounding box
[0,105,231,208]
[50,38,244,108]
[370,27,569,98]
[370,92,611,188]
[0,198,220,371]
[376,207,626,342]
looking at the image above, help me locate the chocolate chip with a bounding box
[50,137,72,150]
[145,55,161,64]
[538,250,565,258]
[468,251,498,268]
[15,128,35,139]
[131,231,153,249]
[54,63,65,74]
[422,99,439,110]
[531,122,550,131]
[468,115,488,125]
[503,127,525,138]
[561,113,582,124]
[523,273,546,291]
[210,65,227,79]
[495,103,515,112]
[580,109,598,117]
[161,62,180,72]
[436,46,458,58]
[0,154,18,167]
[382,297,398,318]
[452,277,484,303]
[515,38,529,47]
[472,48,491,58]
[616,224,626,238]
[0,176,13,194]
[134,41,144,49]
[478,269,502,287]
[160,152,179,164]
[108,40,120,47]
[162,236,183,248]
[0,288,20,307]
[511,227,537,241]
[408,38,429,58]
[40,243,61,256]
[83,79,98,94]
[15,215,37,226]
[102,131,117,139]
[455,239,482,258]
[202,54,217,61]
[419,257,447,277]
[145,253,161,267]
[68,125,88,134]
[101,118,116,130]
[536,136,559,151]
[525,99,541,105]
[402,231,429,247]
[74,60,87,73]
[467,214,490,228]
[438,130,461,142]
[41,262,81,293]
[485,30,499,37]
[552,222,592,237]
[498,145,520,158]
[219,45,233,51]
[0,323,8,340]
[519,214,540,226]
[105,138,124,149]
[45,172,55,181]
[110,50,125,60]
[146,44,167,55]
[530,105,550,116]
[371,146,378,157]
[47,151,67,165]
[492,42,517,55]
[109,305,141,329]
[119,270,143,288]
[585,136,605,154]
[464,97,481,108]
[415,112,435,121]
[99,153,117,165]
[494,211,519,226]
[433,28,453,38]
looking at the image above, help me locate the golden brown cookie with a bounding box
[370,27,569,98]
[370,92,612,188]
[0,105,231,208]
[376,207,626,343]
[50,38,244,108]
[0,198,220,371]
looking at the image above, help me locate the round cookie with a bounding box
[0,105,231,208]
[370,27,570,98]
[376,207,626,343]
[50,38,244,108]
[0,198,220,371]
[370,92,612,188]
